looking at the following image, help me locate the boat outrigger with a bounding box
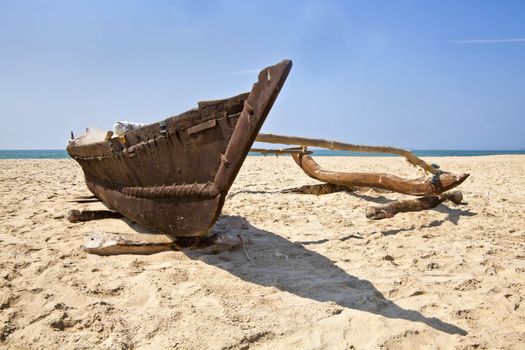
[68,59,469,240]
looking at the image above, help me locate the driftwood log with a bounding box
[291,153,469,196]
[366,190,464,220]
[83,231,243,255]
[67,209,124,223]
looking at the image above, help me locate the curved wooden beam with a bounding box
[257,133,440,174]
[291,153,469,196]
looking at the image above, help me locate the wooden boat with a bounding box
[67,60,292,237]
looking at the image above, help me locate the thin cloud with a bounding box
[449,38,525,44]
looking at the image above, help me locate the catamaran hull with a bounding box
[67,60,292,237]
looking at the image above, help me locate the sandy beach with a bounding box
[0,155,524,349]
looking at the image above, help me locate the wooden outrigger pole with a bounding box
[256,133,439,174]
[250,147,312,155]
[253,133,470,196]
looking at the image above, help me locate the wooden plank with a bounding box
[187,119,217,136]
[82,231,243,255]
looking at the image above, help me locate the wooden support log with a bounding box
[365,190,465,220]
[68,195,99,203]
[257,133,440,174]
[74,195,97,199]
[83,231,242,255]
[67,209,124,223]
[282,183,356,195]
[291,153,469,196]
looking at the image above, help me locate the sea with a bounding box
[0,149,524,159]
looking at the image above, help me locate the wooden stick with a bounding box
[257,133,439,174]
[67,209,124,223]
[366,190,464,220]
[291,153,469,196]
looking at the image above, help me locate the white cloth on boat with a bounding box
[113,121,144,136]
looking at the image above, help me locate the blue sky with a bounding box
[1,0,524,149]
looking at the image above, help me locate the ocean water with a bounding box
[0,150,69,159]
[0,149,524,159]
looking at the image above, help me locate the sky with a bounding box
[0,0,524,150]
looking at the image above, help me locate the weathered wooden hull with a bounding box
[67,60,292,237]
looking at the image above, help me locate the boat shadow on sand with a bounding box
[183,215,467,336]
